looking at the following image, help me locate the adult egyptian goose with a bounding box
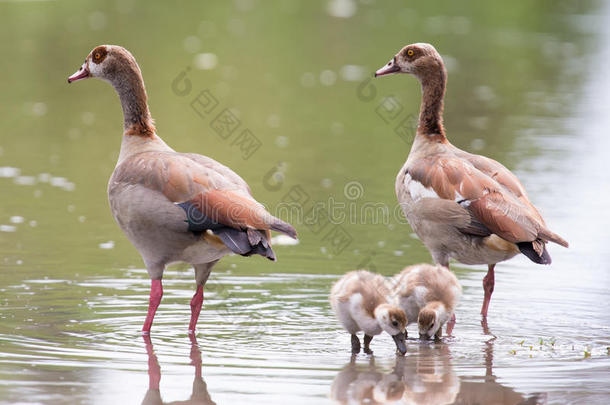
[392,263,461,339]
[330,270,407,354]
[374,43,568,317]
[68,45,296,334]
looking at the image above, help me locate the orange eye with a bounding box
[407,49,414,56]
[95,52,101,60]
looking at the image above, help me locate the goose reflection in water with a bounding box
[330,325,546,405]
[141,335,216,405]
[330,356,406,404]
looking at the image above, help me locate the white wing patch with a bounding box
[455,190,471,207]
[404,173,439,201]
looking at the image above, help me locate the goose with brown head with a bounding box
[375,43,568,320]
[375,43,447,138]
[68,45,154,137]
[67,45,297,335]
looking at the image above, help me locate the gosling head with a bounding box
[418,305,444,340]
[374,43,444,80]
[68,45,140,85]
[374,304,408,355]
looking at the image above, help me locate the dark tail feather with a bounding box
[269,217,297,239]
[246,242,276,261]
[517,241,552,265]
[215,227,251,255]
[247,228,262,245]
[215,227,276,261]
[178,201,276,260]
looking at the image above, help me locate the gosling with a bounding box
[330,270,407,354]
[392,264,461,340]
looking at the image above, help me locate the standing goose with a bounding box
[374,43,568,317]
[68,45,296,334]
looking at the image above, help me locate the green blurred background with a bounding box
[1,1,608,404]
[0,0,594,279]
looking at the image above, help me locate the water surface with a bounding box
[0,1,609,404]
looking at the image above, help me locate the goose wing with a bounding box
[110,151,296,259]
[406,155,567,247]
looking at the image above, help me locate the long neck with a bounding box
[417,61,447,139]
[110,64,155,137]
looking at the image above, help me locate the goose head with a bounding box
[67,45,154,136]
[374,304,408,355]
[374,43,444,80]
[68,45,140,85]
[418,303,445,340]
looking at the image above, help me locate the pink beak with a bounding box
[374,57,401,77]
[68,62,90,83]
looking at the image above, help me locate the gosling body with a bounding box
[331,270,407,354]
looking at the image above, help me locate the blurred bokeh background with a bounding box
[0,1,608,404]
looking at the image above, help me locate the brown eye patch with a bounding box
[403,48,418,59]
[91,46,108,64]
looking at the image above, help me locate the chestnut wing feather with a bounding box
[455,149,546,224]
[409,156,547,244]
[111,151,296,252]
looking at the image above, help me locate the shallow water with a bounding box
[1,1,610,404]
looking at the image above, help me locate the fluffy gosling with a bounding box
[331,270,407,354]
[392,264,461,340]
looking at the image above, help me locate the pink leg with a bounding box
[446,312,456,336]
[481,264,495,317]
[188,285,204,333]
[142,279,163,334]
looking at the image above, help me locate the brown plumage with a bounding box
[331,270,391,317]
[375,43,568,317]
[417,308,435,328]
[90,46,156,137]
[330,270,407,354]
[392,264,461,339]
[68,45,296,334]
[407,154,568,247]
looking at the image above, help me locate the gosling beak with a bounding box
[392,332,407,355]
[374,57,400,77]
[68,62,90,83]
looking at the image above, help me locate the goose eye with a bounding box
[407,49,414,57]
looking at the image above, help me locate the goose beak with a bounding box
[374,57,400,77]
[392,332,407,355]
[68,62,90,83]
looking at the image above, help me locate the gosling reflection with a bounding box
[330,356,405,404]
[141,334,216,405]
[398,344,460,404]
[330,339,546,405]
